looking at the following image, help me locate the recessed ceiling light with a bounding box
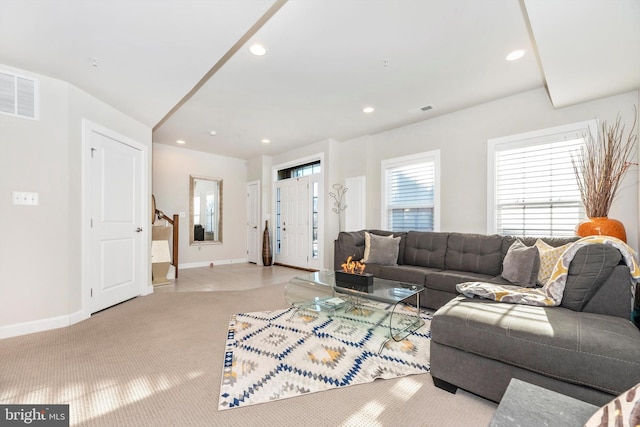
[176,140,186,145]
[249,43,266,56]
[209,130,217,136]
[363,107,375,113]
[261,139,270,144]
[506,49,525,61]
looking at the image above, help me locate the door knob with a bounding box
[136,227,143,232]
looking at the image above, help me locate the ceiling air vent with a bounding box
[420,105,434,112]
[0,71,38,119]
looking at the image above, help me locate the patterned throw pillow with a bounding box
[534,240,573,286]
[583,382,640,427]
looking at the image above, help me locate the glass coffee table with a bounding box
[285,271,425,353]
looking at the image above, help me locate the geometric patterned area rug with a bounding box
[218,304,432,410]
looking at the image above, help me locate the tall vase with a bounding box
[575,216,627,242]
[262,220,273,266]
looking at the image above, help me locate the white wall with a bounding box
[3,63,635,338]
[152,143,248,267]
[0,64,151,337]
[247,154,273,244]
[0,67,71,329]
[349,88,639,251]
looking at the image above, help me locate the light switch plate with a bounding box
[12,191,38,206]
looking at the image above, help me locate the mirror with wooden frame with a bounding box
[189,175,223,245]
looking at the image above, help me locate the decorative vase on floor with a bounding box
[262,220,273,266]
[575,216,627,242]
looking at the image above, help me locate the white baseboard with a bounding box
[1,285,155,340]
[0,310,86,340]
[179,258,248,270]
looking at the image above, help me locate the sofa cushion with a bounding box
[426,270,495,294]
[503,235,579,259]
[362,232,400,265]
[445,233,504,276]
[403,231,448,269]
[377,265,437,285]
[431,297,640,397]
[501,239,539,287]
[561,244,622,311]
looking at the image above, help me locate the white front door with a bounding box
[87,123,145,313]
[277,177,309,268]
[246,181,260,264]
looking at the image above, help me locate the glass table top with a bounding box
[293,270,424,305]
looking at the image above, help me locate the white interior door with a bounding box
[246,181,260,264]
[88,124,145,313]
[277,177,309,268]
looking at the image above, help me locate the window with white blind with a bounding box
[488,120,597,237]
[381,150,440,231]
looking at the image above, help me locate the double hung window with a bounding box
[381,151,440,231]
[488,120,596,237]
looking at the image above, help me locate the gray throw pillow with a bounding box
[501,239,540,287]
[362,232,401,266]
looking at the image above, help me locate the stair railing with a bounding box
[155,209,180,278]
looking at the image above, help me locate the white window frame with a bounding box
[487,120,598,236]
[381,150,441,231]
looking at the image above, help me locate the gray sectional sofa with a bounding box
[334,229,582,310]
[333,229,640,406]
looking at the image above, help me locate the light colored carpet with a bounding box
[219,305,431,409]
[0,283,497,426]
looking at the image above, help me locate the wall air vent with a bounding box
[420,105,434,112]
[0,70,38,120]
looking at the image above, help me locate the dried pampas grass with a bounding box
[572,106,638,218]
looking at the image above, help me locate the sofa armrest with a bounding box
[582,264,633,320]
[333,231,366,270]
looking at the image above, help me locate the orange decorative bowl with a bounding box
[575,217,627,242]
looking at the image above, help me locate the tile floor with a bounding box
[152,263,305,292]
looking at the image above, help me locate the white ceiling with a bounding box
[524,0,640,108]
[1,0,638,160]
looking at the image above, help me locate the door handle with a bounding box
[253,226,257,229]
[136,227,143,232]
